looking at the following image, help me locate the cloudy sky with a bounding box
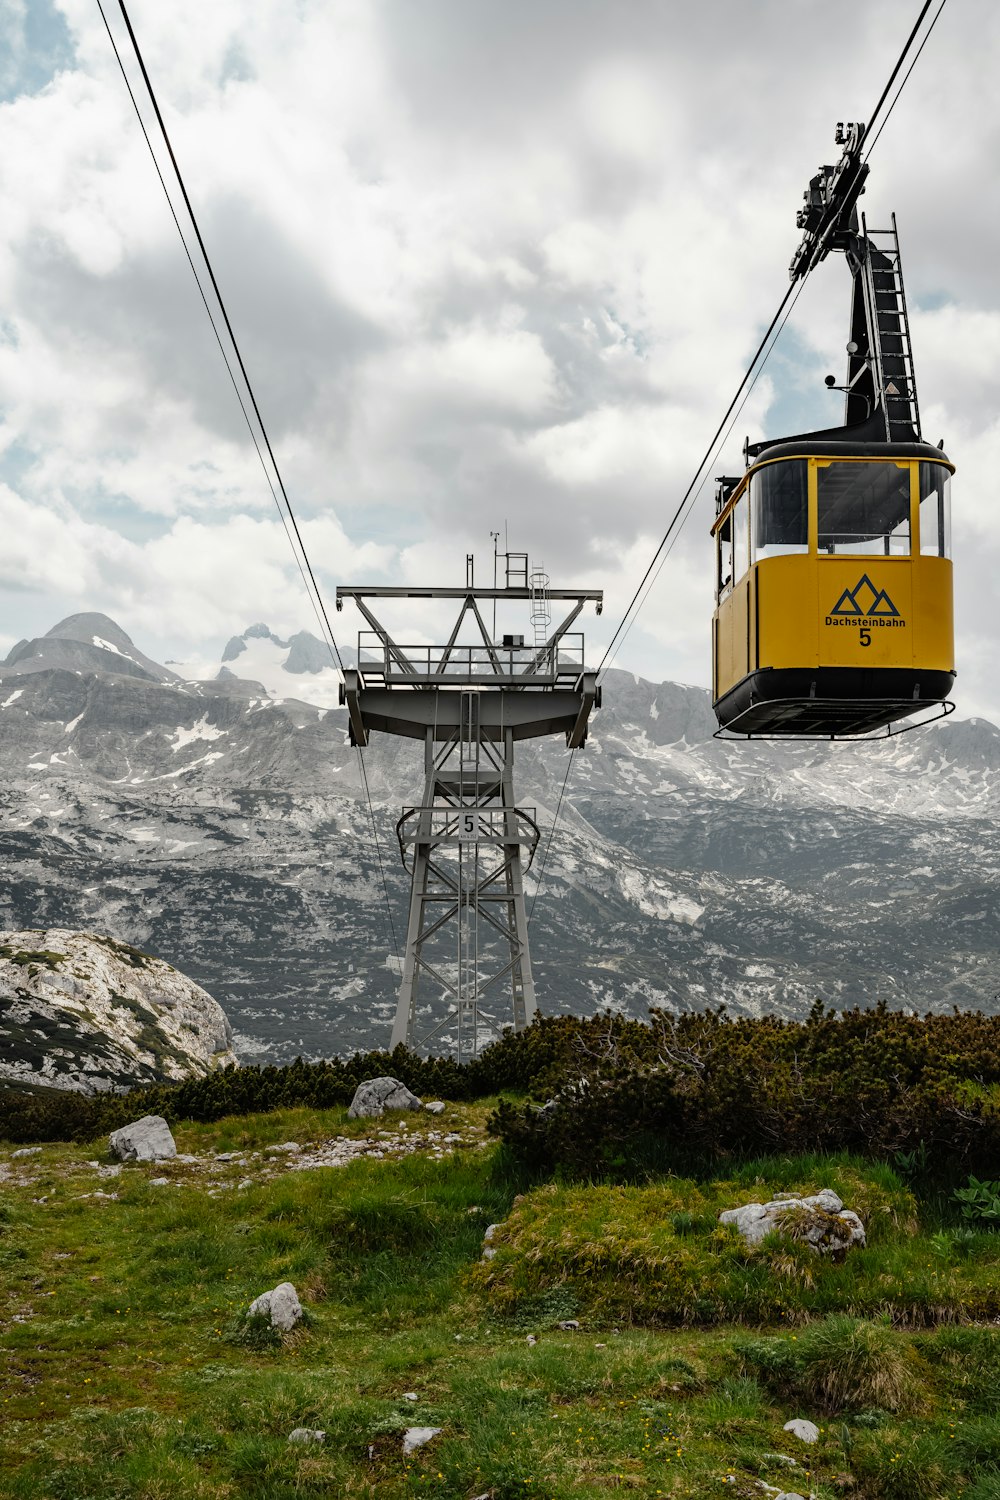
[2,0,998,715]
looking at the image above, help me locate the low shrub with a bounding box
[851,1426,957,1499]
[487,1004,1000,1183]
[739,1317,926,1419]
[5,1004,1000,1192]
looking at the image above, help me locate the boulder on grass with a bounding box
[108,1115,177,1163]
[783,1418,820,1444]
[248,1282,303,1332]
[719,1190,865,1257]
[348,1077,423,1119]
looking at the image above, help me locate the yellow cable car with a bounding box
[712,123,955,738]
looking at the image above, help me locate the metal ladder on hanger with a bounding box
[861,212,922,440]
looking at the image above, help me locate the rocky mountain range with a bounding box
[0,611,998,1064]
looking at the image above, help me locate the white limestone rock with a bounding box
[0,929,238,1095]
[403,1427,442,1455]
[424,1101,446,1115]
[109,1115,176,1162]
[288,1428,324,1443]
[248,1281,303,1332]
[348,1077,423,1119]
[719,1190,865,1256]
[783,1418,820,1444]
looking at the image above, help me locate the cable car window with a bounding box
[816,461,911,555]
[749,461,808,562]
[919,463,952,558]
[717,514,733,597]
[733,495,749,580]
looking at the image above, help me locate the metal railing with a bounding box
[357,634,587,686]
[395,805,540,870]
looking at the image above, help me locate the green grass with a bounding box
[2,1109,1000,1497]
[471,1159,1000,1328]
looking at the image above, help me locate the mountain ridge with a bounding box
[0,611,997,1061]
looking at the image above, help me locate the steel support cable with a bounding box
[98,0,400,959]
[861,0,937,153]
[601,277,808,680]
[527,282,804,927]
[595,277,798,682]
[111,0,337,668]
[526,748,575,928]
[595,0,941,686]
[531,0,946,923]
[863,0,948,160]
[93,2,313,631]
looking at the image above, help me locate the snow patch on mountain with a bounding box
[168,717,228,753]
[617,868,704,924]
[175,624,343,709]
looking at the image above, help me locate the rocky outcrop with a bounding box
[403,1427,442,1456]
[719,1190,866,1257]
[0,929,238,1095]
[783,1419,820,1444]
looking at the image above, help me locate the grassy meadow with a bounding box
[1,1096,1000,1498]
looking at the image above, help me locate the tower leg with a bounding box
[502,729,537,1030]
[391,732,435,1051]
[390,725,538,1053]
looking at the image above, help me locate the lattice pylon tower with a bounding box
[392,709,538,1060]
[336,565,603,1058]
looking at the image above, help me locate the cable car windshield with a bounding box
[817,461,910,555]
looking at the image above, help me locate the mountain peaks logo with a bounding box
[825,574,906,634]
[829,575,900,618]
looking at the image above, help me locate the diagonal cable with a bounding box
[595,0,944,685]
[97,0,400,959]
[533,0,948,924]
[526,748,575,927]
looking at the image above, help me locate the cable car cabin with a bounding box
[710,122,957,738]
[711,438,954,736]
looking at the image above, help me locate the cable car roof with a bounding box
[746,407,950,466]
[750,437,952,465]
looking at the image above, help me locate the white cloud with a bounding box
[0,482,393,649]
[0,0,998,723]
